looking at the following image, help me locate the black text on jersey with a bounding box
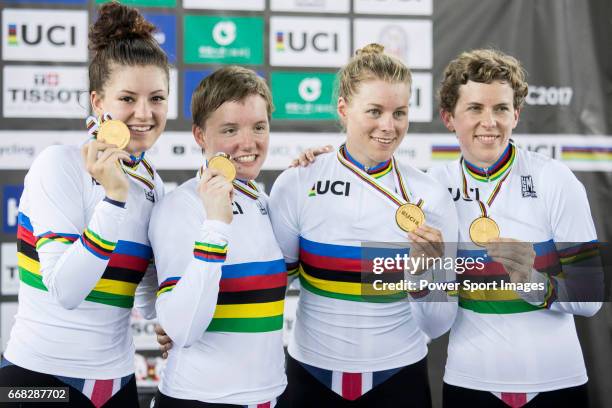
[232,201,243,215]
[448,187,480,202]
[308,180,351,197]
[521,175,537,198]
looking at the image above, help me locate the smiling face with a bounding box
[91,64,169,156]
[193,94,269,180]
[441,80,520,168]
[338,79,410,167]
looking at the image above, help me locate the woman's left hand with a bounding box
[407,225,445,275]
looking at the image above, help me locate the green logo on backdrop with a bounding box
[271,72,337,120]
[96,0,176,7]
[184,16,263,65]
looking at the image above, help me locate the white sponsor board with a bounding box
[0,131,81,169]
[410,73,433,122]
[2,9,88,62]
[1,243,19,296]
[354,0,433,15]
[1,302,18,353]
[270,0,350,13]
[354,19,433,69]
[183,0,264,10]
[0,131,610,172]
[269,17,350,67]
[168,69,178,120]
[3,66,89,118]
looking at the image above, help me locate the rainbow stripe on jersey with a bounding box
[457,239,599,314]
[17,212,152,308]
[298,237,407,303]
[158,257,287,333]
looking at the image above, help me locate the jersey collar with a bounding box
[340,144,392,179]
[462,142,516,182]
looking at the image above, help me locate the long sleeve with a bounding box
[406,185,459,339]
[541,160,602,316]
[134,262,158,320]
[269,168,301,282]
[149,186,231,348]
[133,178,165,320]
[21,146,126,310]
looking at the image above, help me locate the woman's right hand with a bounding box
[289,145,333,168]
[154,324,173,359]
[197,168,234,224]
[81,140,130,202]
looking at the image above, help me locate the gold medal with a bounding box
[469,216,500,246]
[395,203,426,233]
[208,153,236,181]
[97,119,130,149]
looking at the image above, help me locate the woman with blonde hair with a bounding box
[269,43,458,407]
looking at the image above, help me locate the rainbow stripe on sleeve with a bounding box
[157,276,180,297]
[17,212,152,308]
[35,231,79,249]
[298,237,407,303]
[194,241,228,262]
[457,239,599,314]
[157,259,287,333]
[286,261,299,278]
[80,228,116,260]
[558,241,599,265]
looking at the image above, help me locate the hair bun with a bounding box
[355,43,385,57]
[89,2,156,52]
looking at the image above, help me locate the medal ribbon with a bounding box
[337,145,423,209]
[85,113,113,139]
[460,143,515,218]
[121,158,155,190]
[232,180,260,200]
[197,165,260,200]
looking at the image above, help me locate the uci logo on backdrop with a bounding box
[2,9,88,62]
[269,16,349,67]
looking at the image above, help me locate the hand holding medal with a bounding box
[406,224,445,276]
[82,113,131,202]
[197,152,236,224]
[485,237,536,283]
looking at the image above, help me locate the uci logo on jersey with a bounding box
[308,180,351,197]
[448,187,480,202]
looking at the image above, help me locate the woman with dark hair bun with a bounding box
[0,2,170,407]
